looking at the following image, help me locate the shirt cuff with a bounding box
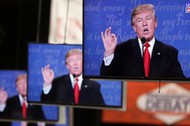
[0,103,6,112]
[103,53,114,66]
[43,84,52,94]
[37,122,45,126]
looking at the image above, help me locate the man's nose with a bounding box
[73,60,78,65]
[142,19,147,26]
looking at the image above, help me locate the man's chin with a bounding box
[73,73,81,77]
[21,94,27,97]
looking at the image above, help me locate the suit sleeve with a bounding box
[90,81,105,106]
[168,49,185,78]
[100,45,125,76]
[41,79,57,102]
[96,84,105,106]
[40,89,54,102]
[32,105,46,120]
[0,98,13,118]
[0,106,9,118]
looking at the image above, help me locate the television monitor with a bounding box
[83,0,190,81]
[0,70,59,123]
[27,43,125,110]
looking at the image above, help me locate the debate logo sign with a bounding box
[137,83,190,125]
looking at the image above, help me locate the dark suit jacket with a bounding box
[100,38,185,79]
[41,74,105,106]
[0,95,46,126]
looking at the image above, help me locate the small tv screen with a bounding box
[83,0,190,81]
[9,107,71,126]
[0,70,59,123]
[27,43,124,110]
[11,107,71,126]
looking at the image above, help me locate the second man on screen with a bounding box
[41,49,105,106]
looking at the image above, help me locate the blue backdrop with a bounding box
[28,43,123,108]
[83,0,190,79]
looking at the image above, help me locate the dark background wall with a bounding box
[0,0,49,70]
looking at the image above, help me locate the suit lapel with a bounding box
[80,79,89,91]
[56,75,74,103]
[16,96,22,110]
[150,40,162,76]
[8,96,23,118]
[64,75,74,101]
[132,38,144,76]
[79,79,89,102]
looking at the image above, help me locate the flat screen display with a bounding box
[0,70,59,123]
[27,43,124,109]
[83,0,190,81]
[11,107,71,126]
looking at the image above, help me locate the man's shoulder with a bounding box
[156,40,178,52]
[7,95,18,100]
[53,74,70,83]
[117,38,136,47]
[83,79,100,87]
[115,38,137,53]
[7,95,18,104]
[54,74,68,80]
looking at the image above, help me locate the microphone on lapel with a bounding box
[141,37,146,45]
[141,37,146,56]
[73,74,76,78]
[141,37,146,58]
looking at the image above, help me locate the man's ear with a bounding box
[155,20,158,28]
[66,64,69,69]
[132,25,137,32]
[16,86,19,92]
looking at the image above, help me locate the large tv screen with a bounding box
[83,0,190,81]
[27,43,125,110]
[0,70,59,124]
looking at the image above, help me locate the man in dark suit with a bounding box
[100,4,185,79]
[0,74,46,126]
[41,49,105,106]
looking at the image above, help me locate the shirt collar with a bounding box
[69,74,83,89]
[18,94,27,106]
[138,37,155,46]
[138,37,155,57]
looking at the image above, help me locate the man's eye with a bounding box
[146,16,151,20]
[67,59,74,63]
[136,19,142,22]
[76,58,82,61]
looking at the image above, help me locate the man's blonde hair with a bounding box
[131,4,157,26]
[16,74,27,85]
[65,49,82,64]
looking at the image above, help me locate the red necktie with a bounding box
[74,77,80,104]
[144,42,150,77]
[22,97,27,119]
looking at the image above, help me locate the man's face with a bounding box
[132,10,157,41]
[66,53,82,76]
[16,76,27,96]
